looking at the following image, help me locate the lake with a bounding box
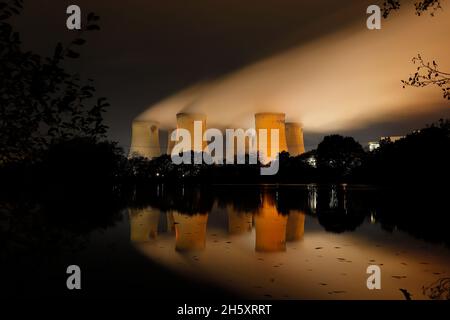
[127,184,450,300]
[2,184,449,300]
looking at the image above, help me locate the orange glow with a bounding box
[137,6,450,135]
[255,193,287,252]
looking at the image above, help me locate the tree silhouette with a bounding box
[402,54,450,100]
[0,1,109,165]
[316,135,366,180]
[381,0,443,18]
[380,1,449,100]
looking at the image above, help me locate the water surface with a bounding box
[126,184,450,300]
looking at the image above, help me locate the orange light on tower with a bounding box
[285,122,305,156]
[255,113,288,163]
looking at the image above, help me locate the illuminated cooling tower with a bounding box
[286,210,305,242]
[173,213,208,251]
[166,128,177,155]
[176,113,207,152]
[255,193,287,252]
[255,113,288,162]
[285,122,305,156]
[225,128,257,161]
[128,207,160,242]
[129,120,162,158]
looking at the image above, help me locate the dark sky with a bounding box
[11,0,450,150]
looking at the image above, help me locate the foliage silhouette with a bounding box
[380,1,449,99]
[315,135,366,181]
[0,1,107,165]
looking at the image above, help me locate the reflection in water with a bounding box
[286,210,306,242]
[227,206,253,235]
[316,185,366,233]
[308,185,317,213]
[128,207,160,242]
[173,213,208,251]
[423,278,450,300]
[255,193,287,252]
[128,185,450,300]
[329,185,338,209]
[166,211,175,233]
[5,182,450,299]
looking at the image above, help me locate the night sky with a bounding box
[11,0,450,150]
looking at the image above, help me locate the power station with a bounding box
[129,112,305,160]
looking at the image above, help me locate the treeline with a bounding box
[1,119,449,191]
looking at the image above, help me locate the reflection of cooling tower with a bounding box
[255,193,287,252]
[176,113,207,152]
[227,206,253,234]
[166,128,177,155]
[129,120,162,158]
[285,123,305,156]
[286,210,306,242]
[173,213,208,251]
[128,207,160,242]
[255,113,288,161]
[166,211,175,233]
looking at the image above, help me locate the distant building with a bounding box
[368,141,380,152]
[367,135,405,152]
[307,156,317,168]
[381,136,404,143]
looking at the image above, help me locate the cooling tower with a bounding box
[225,128,257,161]
[129,120,162,159]
[176,113,207,152]
[255,113,288,161]
[166,128,177,155]
[285,122,305,156]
